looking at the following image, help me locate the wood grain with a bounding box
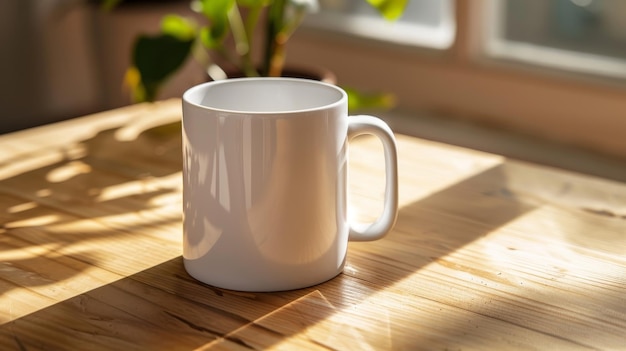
[1,100,625,350]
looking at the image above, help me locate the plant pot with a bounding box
[216,65,337,85]
[277,66,337,84]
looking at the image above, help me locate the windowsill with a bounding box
[382,110,626,183]
[288,26,626,160]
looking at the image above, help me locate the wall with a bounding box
[0,1,99,133]
[0,0,203,134]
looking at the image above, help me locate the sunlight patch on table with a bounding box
[6,201,38,214]
[46,161,92,183]
[0,143,87,182]
[0,243,62,261]
[349,135,505,222]
[3,215,61,229]
[94,172,181,203]
[114,102,181,142]
[198,290,392,350]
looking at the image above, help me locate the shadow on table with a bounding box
[0,117,183,299]
[0,159,541,349]
[347,162,537,283]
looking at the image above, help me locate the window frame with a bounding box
[304,0,457,49]
[484,0,626,81]
[290,0,626,159]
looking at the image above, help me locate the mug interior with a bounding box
[183,78,345,113]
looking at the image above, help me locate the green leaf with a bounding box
[366,0,408,21]
[161,15,197,41]
[236,0,270,7]
[345,87,396,112]
[200,27,224,49]
[197,0,233,47]
[199,0,234,20]
[132,34,194,102]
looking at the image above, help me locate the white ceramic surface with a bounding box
[182,78,398,292]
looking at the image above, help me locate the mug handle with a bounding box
[347,115,399,242]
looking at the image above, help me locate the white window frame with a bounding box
[484,0,626,80]
[291,0,626,160]
[305,0,456,49]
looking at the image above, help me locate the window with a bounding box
[306,0,456,49]
[485,0,626,79]
[291,0,626,161]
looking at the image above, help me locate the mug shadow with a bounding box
[0,156,538,349]
[332,163,537,306]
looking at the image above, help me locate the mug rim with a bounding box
[182,77,347,115]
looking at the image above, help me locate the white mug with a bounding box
[182,78,398,292]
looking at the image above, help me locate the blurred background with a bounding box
[2,0,626,178]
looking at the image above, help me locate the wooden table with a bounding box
[1,99,625,350]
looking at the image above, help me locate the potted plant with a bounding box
[103,0,407,107]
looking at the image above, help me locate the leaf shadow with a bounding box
[0,119,183,299]
[1,160,540,349]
